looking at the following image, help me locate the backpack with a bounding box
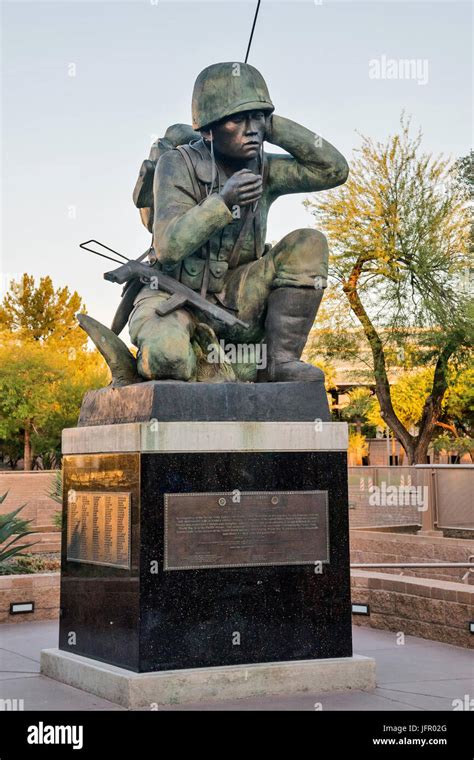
[133,124,200,232]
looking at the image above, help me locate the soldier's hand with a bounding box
[220,169,263,210]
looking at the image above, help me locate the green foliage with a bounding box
[348,430,369,464]
[306,117,470,335]
[442,365,474,435]
[305,286,363,364]
[0,436,23,470]
[390,369,435,429]
[452,436,473,458]
[342,388,376,424]
[364,366,474,435]
[304,118,472,462]
[52,511,63,530]
[48,471,63,505]
[0,339,67,444]
[0,493,38,571]
[0,350,108,468]
[307,120,471,347]
[0,273,87,350]
[0,554,60,575]
[0,275,109,469]
[432,434,473,462]
[47,471,63,529]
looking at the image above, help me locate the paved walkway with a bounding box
[0,621,472,711]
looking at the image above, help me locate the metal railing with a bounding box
[348,465,474,531]
[416,465,474,530]
[351,559,474,583]
[351,562,474,568]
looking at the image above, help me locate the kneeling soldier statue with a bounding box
[80,62,349,385]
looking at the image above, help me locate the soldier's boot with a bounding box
[257,287,325,383]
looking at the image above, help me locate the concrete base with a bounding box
[77,380,330,427]
[41,648,376,708]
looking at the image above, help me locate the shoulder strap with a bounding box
[175,145,207,203]
[176,145,211,296]
[227,207,255,269]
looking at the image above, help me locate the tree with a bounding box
[348,430,369,466]
[341,387,375,433]
[388,369,435,432]
[365,366,473,457]
[0,276,109,469]
[442,365,474,436]
[304,285,361,365]
[31,349,108,468]
[432,433,473,463]
[0,435,23,470]
[0,339,67,469]
[305,117,472,463]
[0,334,108,470]
[0,274,86,351]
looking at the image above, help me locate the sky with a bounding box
[1,0,472,328]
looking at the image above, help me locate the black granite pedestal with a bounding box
[58,382,352,674]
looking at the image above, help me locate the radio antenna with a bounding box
[244,0,262,63]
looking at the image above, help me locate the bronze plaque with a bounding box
[164,491,329,570]
[66,491,131,569]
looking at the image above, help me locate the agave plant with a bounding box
[48,471,63,505]
[47,471,63,529]
[0,491,38,570]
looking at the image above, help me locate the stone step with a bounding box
[29,533,61,553]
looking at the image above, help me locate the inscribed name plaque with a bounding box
[66,491,131,569]
[164,490,329,570]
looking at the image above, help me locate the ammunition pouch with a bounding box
[163,253,229,294]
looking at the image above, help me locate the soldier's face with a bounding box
[203,110,266,162]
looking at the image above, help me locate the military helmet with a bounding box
[192,62,274,131]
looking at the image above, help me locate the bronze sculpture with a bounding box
[80,62,348,385]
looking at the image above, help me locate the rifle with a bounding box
[79,240,249,330]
